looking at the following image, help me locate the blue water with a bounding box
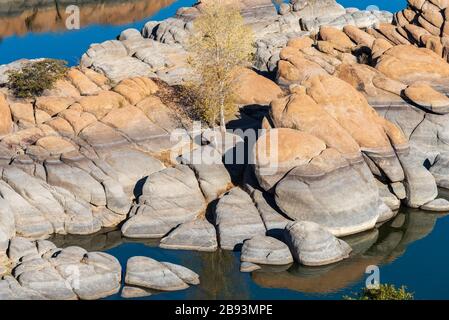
[0,0,407,65]
[51,208,449,300]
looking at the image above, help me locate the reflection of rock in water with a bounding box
[184,251,251,300]
[49,228,160,252]
[0,0,175,37]
[253,208,446,294]
[252,229,382,293]
[49,207,446,296]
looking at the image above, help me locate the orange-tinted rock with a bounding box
[428,0,449,9]
[58,109,97,135]
[1,127,45,147]
[9,102,35,124]
[0,94,12,136]
[343,25,376,47]
[376,24,410,45]
[67,68,101,96]
[376,45,449,83]
[43,79,80,98]
[82,68,111,90]
[36,136,77,155]
[113,77,158,105]
[335,63,407,98]
[421,7,444,28]
[254,128,326,190]
[303,74,407,181]
[277,47,327,86]
[45,117,75,137]
[422,35,444,57]
[78,91,126,119]
[136,96,179,131]
[35,96,75,116]
[403,24,431,44]
[270,92,360,159]
[404,83,449,114]
[319,26,355,52]
[286,37,314,50]
[409,0,426,10]
[233,68,283,106]
[417,15,441,36]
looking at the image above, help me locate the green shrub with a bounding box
[344,284,414,300]
[7,59,68,98]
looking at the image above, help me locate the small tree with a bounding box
[187,0,254,132]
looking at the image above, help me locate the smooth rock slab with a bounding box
[159,219,218,252]
[179,145,232,202]
[241,236,293,266]
[420,198,449,212]
[161,262,200,285]
[285,221,352,266]
[125,257,191,292]
[0,239,122,300]
[214,188,266,250]
[275,159,381,237]
[122,165,206,238]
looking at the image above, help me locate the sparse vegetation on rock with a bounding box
[344,284,414,300]
[7,59,68,98]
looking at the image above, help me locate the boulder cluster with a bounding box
[2,0,449,299]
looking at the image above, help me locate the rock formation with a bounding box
[124,256,199,291]
[0,237,121,300]
[2,0,449,299]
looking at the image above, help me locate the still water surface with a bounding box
[50,207,449,300]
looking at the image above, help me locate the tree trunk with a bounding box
[219,102,226,134]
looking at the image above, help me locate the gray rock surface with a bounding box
[241,236,293,266]
[274,161,382,237]
[0,238,121,300]
[159,219,218,252]
[122,165,206,238]
[125,256,196,291]
[162,262,200,285]
[179,145,232,202]
[214,188,266,250]
[420,198,449,212]
[285,221,352,266]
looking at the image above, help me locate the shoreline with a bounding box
[1,0,449,300]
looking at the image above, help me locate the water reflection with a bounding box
[0,0,174,38]
[49,207,447,299]
[253,209,446,295]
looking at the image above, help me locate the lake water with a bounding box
[0,0,407,65]
[50,206,449,300]
[4,0,446,301]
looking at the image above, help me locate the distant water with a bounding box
[51,206,449,300]
[0,0,407,65]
